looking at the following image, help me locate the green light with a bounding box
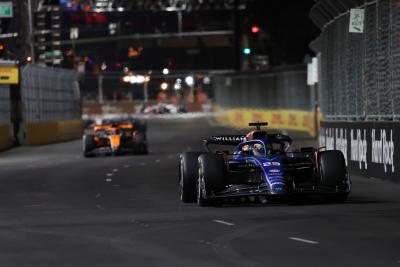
[243,48,251,55]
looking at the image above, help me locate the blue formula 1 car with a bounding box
[179,122,351,206]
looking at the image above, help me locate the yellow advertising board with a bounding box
[0,66,19,84]
[215,108,320,137]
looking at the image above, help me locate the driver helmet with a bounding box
[252,143,265,157]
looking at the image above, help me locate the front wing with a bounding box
[208,183,349,199]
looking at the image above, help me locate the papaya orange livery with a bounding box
[82,119,148,157]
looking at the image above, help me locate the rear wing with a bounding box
[249,122,268,130]
[94,124,133,130]
[203,135,246,147]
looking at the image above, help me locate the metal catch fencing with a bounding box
[21,65,81,122]
[213,66,311,111]
[310,0,400,121]
[0,85,10,124]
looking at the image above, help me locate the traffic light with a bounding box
[243,47,251,55]
[251,25,260,34]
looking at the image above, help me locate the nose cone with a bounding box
[108,135,121,151]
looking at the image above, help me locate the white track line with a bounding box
[23,204,42,208]
[213,219,235,226]
[289,237,319,244]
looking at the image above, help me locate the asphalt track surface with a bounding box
[0,118,399,267]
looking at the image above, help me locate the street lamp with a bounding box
[160,82,169,90]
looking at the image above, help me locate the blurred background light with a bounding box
[160,82,169,90]
[185,76,194,86]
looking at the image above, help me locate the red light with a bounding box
[251,26,260,33]
[85,4,91,12]
[94,13,107,24]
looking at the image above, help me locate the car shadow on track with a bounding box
[206,196,395,208]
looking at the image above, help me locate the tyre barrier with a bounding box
[0,123,13,150]
[25,119,83,145]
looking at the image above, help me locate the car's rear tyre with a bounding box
[319,150,349,202]
[319,150,347,187]
[179,152,203,203]
[197,154,226,207]
[83,134,95,158]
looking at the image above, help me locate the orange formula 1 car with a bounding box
[82,120,148,157]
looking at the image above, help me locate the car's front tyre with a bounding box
[179,152,203,203]
[83,134,95,158]
[197,154,226,207]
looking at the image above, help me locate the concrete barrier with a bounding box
[320,121,398,182]
[215,108,318,137]
[25,119,82,145]
[0,123,13,150]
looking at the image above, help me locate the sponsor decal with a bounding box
[252,113,263,122]
[269,169,281,173]
[320,121,398,182]
[263,162,281,167]
[234,113,245,124]
[350,129,368,170]
[288,114,298,126]
[335,128,348,165]
[371,129,394,173]
[350,129,367,170]
[272,113,284,125]
[212,136,245,142]
[326,128,335,150]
